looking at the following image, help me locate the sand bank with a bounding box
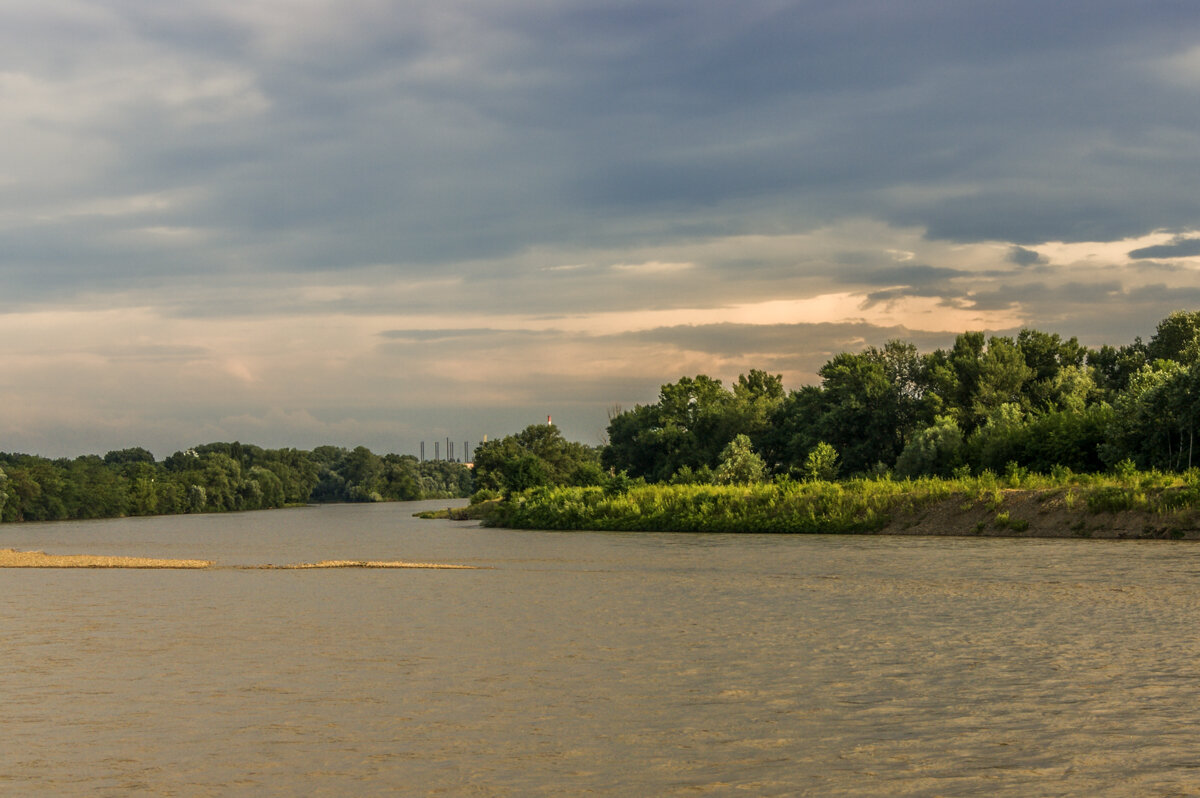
[249,560,478,569]
[0,548,213,568]
[0,548,477,569]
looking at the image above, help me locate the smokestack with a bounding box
[547,415,553,426]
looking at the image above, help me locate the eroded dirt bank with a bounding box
[880,489,1200,540]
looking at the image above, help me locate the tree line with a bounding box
[475,310,1200,494]
[0,443,472,523]
[6,310,1200,520]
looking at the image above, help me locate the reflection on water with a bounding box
[4,502,1200,795]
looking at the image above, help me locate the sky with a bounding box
[3,0,1200,459]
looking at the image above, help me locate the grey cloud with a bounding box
[613,321,958,365]
[861,286,961,308]
[845,264,971,287]
[9,0,1200,459]
[1125,283,1200,305]
[1008,246,1048,267]
[3,0,1200,310]
[1128,238,1200,260]
[965,281,1124,312]
[100,344,209,362]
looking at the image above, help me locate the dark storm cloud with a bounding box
[4,0,1200,307]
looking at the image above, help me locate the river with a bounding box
[3,500,1200,796]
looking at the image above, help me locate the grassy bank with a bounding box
[483,471,1200,539]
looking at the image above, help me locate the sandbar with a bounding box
[0,548,212,568]
[249,560,478,569]
[0,548,477,570]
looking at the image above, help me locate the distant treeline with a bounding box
[0,443,472,523]
[473,310,1200,497]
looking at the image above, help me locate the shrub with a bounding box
[803,442,840,482]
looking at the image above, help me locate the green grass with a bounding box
[488,476,958,533]
[482,470,1200,533]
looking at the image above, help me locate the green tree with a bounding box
[341,446,385,501]
[803,442,840,482]
[379,455,422,501]
[1100,361,1189,470]
[1147,310,1200,364]
[605,375,746,480]
[474,424,600,495]
[967,403,1031,473]
[813,352,904,474]
[1089,341,1148,397]
[759,385,825,475]
[103,447,156,466]
[601,404,663,479]
[714,434,766,485]
[127,462,161,516]
[732,369,785,450]
[1016,329,1089,411]
[895,416,964,478]
[972,336,1034,424]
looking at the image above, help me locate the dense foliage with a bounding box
[471,424,604,496]
[490,479,954,533]
[600,311,1200,483]
[489,470,1200,535]
[0,443,471,523]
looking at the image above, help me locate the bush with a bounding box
[470,488,501,504]
[803,442,840,482]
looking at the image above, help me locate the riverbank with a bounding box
[877,489,1200,539]
[482,475,1200,539]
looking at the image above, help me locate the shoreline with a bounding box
[875,490,1200,540]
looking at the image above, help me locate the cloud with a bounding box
[843,264,972,287]
[1128,237,1200,260]
[4,1,1200,456]
[610,261,694,274]
[378,328,516,342]
[1008,246,1048,266]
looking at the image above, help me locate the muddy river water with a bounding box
[3,501,1200,796]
